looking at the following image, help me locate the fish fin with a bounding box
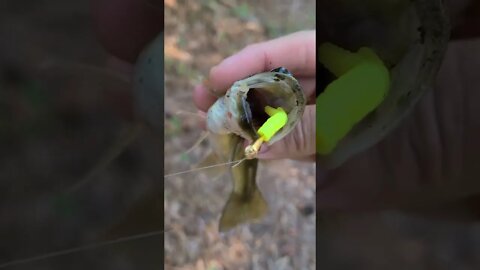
[218,187,268,232]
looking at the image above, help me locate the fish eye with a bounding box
[270,67,292,76]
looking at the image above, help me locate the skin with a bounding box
[93,0,480,214]
[194,31,317,161]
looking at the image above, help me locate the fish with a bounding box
[203,67,306,232]
[206,133,266,232]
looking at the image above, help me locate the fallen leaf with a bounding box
[165,36,193,62]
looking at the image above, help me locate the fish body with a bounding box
[212,134,267,232]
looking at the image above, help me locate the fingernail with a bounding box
[209,64,221,78]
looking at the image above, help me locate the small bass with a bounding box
[205,67,306,232]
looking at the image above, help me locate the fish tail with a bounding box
[218,186,268,232]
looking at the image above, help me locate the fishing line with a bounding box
[185,131,209,154]
[231,158,247,168]
[172,110,208,154]
[164,158,248,178]
[166,110,249,177]
[0,230,165,269]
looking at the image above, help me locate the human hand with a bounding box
[317,40,480,215]
[316,3,480,213]
[194,30,316,161]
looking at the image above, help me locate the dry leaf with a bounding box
[165,36,192,62]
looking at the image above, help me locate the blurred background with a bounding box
[0,0,162,269]
[164,0,316,269]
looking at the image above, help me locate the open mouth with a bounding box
[244,85,294,136]
[245,88,270,131]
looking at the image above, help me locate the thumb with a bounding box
[257,105,316,161]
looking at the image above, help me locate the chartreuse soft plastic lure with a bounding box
[316,42,390,155]
[245,106,288,159]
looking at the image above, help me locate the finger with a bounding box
[209,30,316,93]
[193,84,217,112]
[194,76,316,112]
[257,105,316,160]
[91,0,163,63]
[297,77,316,104]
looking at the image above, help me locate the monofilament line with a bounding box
[164,158,247,178]
[0,230,164,269]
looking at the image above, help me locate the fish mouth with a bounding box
[245,88,271,130]
[219,70,305,144]
[243,86,295,135]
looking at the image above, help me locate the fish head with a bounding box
[206,68,307,146]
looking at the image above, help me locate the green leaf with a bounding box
[232,3,251,20]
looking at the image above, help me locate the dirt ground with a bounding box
[164,0,316,269]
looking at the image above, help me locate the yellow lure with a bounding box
[316,42,390,155]
[245,106,288,159]
[258,106,288,142]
